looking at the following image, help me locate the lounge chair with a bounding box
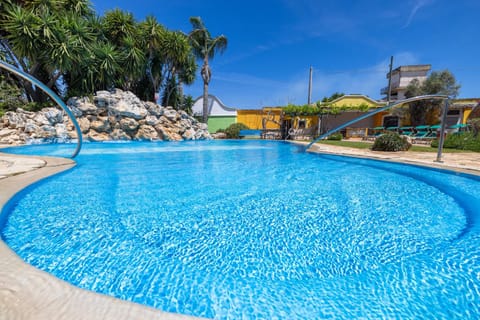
[363,126,384,141]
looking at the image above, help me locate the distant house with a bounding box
[449,98,480,126]
[380,64,431,101]
[192,95,237,133]
[326,95,386,136]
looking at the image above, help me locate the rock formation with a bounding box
[0,89,211,145]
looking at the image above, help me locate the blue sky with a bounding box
[91,0,480,108]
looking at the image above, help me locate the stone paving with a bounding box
[0,153,46,179]
[306,142,480,175]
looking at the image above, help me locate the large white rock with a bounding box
[43,108,63,125]
[135,125,158,141]
[0,89,212,144]
[119,117,139,132]
[110,100,148,120]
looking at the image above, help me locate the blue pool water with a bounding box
[1,140,480,318]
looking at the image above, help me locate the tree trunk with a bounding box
[201,57,211,124]
[202,80,209,123]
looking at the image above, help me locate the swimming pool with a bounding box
[1,140,480,318]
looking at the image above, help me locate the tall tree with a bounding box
[0,0,96,102]
[188,16,227,123]
[137,15,165,101]
[404,70,460,126]
[160,30,196,107]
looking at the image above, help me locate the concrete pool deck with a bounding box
[0,142,479,319]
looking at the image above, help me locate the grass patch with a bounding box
[316,139,473,153]
[318,140,372,149]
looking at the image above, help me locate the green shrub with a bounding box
[431,132,480,152]
[372,132,411,151]
[327,133,343,140]
[224,122,249,139]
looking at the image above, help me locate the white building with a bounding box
[381,64,431,101]
[192,95,237,133]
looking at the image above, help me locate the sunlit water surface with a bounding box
[1,140,480,319]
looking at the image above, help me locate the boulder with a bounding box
[182,128,196,140]
[55,124,69,141]
[0,88,212,144]
[77,102,98,115]
[145,115,159,126]
[77,117,91,133]
[0,128,17,138]
[90,116,111,133]
[120,117,139,132]
[33,113,50,126]
[211,132,227,139]
[164,108,179,121]
[145,102,164,117]
[39,125,56,138]
[109,100,148,120]
[43,108,63,125]
[24,120,39,134]
[110,128,131,140]
[135,125,159,141]
[88,130,110,141]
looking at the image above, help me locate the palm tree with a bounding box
[188,16,227,123]
[0,0,96,101]
[138,15,165,101]
[161,30,196,107]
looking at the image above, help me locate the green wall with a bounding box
[207,116,237,133]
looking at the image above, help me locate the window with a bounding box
[383,116,398,128]
[298,119,306,129]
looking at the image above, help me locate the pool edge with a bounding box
[300,141,480,177]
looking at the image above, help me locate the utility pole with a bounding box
[308,66,313,105]
[387,56,394,104]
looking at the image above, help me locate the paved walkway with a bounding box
[0,153,46,179]
[307,142,480,175]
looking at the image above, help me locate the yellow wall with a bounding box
[237,110,263,129]
[237,108,285,130]
[464,109,472,123]
[291,116,318,129]
[262,107,283,130]
[331,96,380,108]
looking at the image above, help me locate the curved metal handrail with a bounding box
[0,60,82,158]
[306,94,449,150]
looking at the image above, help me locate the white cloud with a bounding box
[403,0,435,28]
[192,53,420,108]
[268,52,420,105]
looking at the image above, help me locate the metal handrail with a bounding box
[0,60,82,158]
[306,94,449,150]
